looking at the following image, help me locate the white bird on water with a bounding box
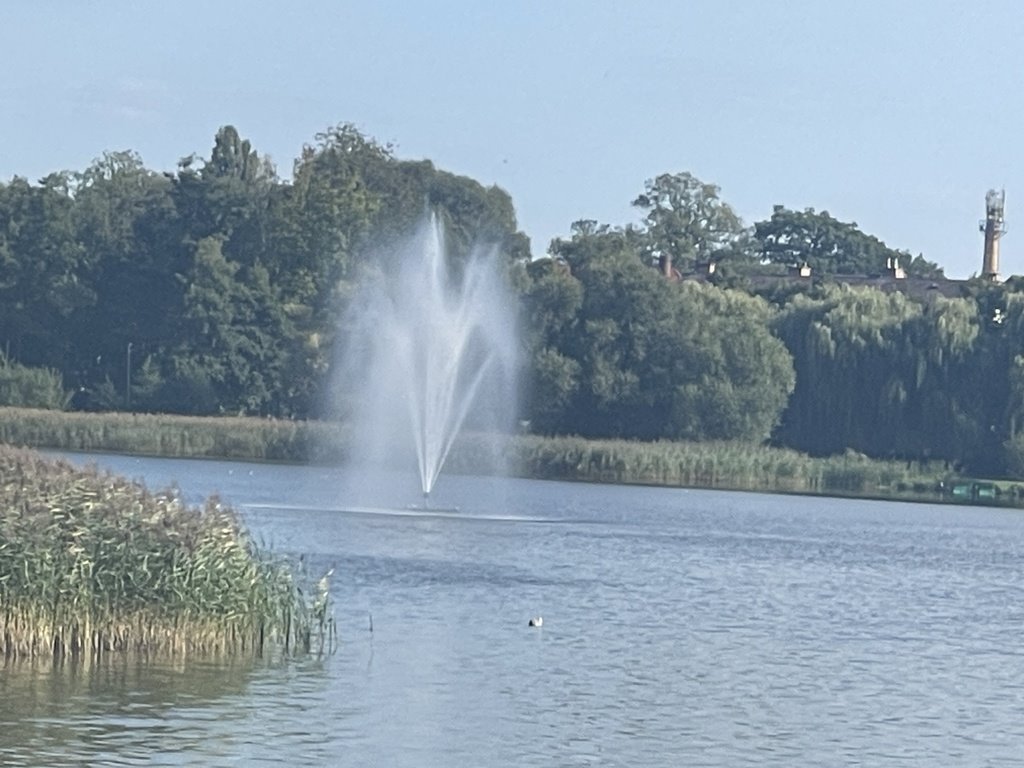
[528,616,543,628]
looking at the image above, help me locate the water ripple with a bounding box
[11,458,1024,765]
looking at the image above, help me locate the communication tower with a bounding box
[980,189,1006,280]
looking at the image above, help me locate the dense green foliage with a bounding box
[4,124,1024,478]
[0,445,332,658]
[755,205,944,278]
[768,280,1024,475]
[0,125,524,419]
[772,287,974,457]
[632,172,750,272]
[525,224,793,441]
[516,177,1023,477]
[0,354,71,410]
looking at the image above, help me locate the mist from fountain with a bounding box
[338,214,519,501]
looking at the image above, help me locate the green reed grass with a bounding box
[0,407,347,463]
[467,434,959,502]
[0,445,332,660]
[1,405,1007,505]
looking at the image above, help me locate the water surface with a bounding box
[3,453,1023,766]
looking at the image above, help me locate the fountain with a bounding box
[337,214,519,505]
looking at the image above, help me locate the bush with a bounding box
[0,355,71,410]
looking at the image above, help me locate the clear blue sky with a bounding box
[3,0,1023,277]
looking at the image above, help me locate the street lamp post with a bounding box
[126,342,133,411]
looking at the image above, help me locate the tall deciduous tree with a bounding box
[755,205,944,278]
[0,173,91,369]
[68,151,179,402]
[161,237,288,415]
[632,172,747,272]
[526,224,794,441]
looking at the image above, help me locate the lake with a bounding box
[2,452,1024,766]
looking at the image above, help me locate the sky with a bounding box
[3,1,1024,278]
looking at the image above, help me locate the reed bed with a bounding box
[0,445,333,661]
[0,407,347,463]
[0,406,997,504]
[482,434,954,502]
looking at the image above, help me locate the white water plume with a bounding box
[337,214,519,500]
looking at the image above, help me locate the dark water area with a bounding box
[3,453,1024,766]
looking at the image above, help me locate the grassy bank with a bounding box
[1,406,1013,505]
[0,444,332,660]
[462,433,963,503]
[0,407,347,463]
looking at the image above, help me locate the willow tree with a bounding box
[969,284,1024,476]
[773,285,979,462]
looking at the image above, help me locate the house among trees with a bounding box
[670,189,1011,302]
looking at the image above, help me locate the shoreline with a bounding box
[2,406,1019,509]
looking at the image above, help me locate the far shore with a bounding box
[1,406,1020,509]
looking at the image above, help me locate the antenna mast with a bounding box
[980,189,1006,280]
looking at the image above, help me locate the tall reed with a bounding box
[454,433,959,502]
[0,407,346,463]
[0,445,331,660]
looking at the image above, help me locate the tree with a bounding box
[960,281,1024,475]
[160,237,288,415]
[172,126,277,266]
[548,219,648,269]
[0,174,91,370]
[268,126,382,308]
[771,285,980,464]
[668,284,794,441]
[67,151,180,401]
[755,205,944,278]
[632,172,747,273]
[425,170,523,263]
[0,353,71,409]
[524,226,794,441]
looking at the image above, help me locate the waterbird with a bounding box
[528,616,543,628]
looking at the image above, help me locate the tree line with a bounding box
[3,125,1024,478]
[0,125,526,419]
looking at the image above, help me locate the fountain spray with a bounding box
[339,213,519,502]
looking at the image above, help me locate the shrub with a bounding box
[0,355,71,410]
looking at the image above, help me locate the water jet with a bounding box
[338,214,518,503]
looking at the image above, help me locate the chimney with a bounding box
[886,256,905,279]
[659,252,672,279]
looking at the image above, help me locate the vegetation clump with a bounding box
[0,445,331,660]
[0,406,345,463]
[0,354,71,411]
[490,434,948,499]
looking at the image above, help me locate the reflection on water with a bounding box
[0,655,333,767]
[4,453,1024,766]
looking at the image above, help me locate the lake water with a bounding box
[3,453,1024,766]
